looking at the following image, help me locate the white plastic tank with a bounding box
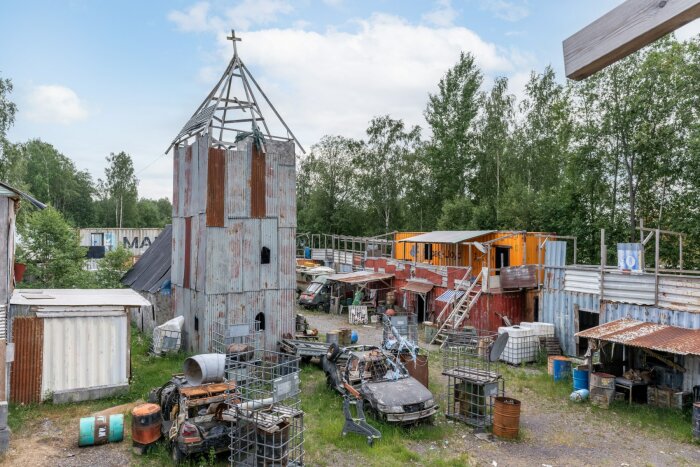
[499,325,538,365]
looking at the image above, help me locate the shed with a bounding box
[9,289,151,404]
[122,224,172,333]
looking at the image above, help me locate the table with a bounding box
[615,377,648,406]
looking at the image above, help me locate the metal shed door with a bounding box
[10,317,44,404]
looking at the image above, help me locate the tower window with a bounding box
[255,312,266,331]
[261,246,271,264]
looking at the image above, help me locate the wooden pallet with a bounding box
[539,336,561,355]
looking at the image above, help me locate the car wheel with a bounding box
[326,343,340,362]
[171,444,185,464]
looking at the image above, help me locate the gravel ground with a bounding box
[302,309,700,467]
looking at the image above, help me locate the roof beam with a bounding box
[563,0,700,80]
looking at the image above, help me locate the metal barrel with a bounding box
[326,331,339,345]
[79,414,124,447]
[692,402,700,439]
[131,403,162,446]
[492,396,521,439]
[590,372,616,408]
[573,367,589,391]
[552,357,571,382]
[184,353,226,386]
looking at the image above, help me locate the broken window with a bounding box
[255,312,266,331]
[424,243,433,261]
[194,316,199,332]
[261,246,271,264]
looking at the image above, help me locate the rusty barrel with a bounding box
[131,403,162,447]
[326,330,339,345]
[493,396,521,439]
[338,328,352,346]
[399,354,429,388]
[590,372,616,409]
[79,414,124,447]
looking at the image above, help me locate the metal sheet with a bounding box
[184,217,192,289]
[276,139,296,167]
[184,145,193,216]
[603,301,700,329]
[278,163,296,228]
[242,219,261,292]
[402,280,434,294]
[464,291,525,332]
[206,294,227,352]
[326,271,394,284]
[206,224,243,294]
[278,228,296,290]
[226,148,249,218]
[41,312,128,399]
[260,218,279,289]
[195,213,207,291]
[206,147,226,227]
[10,316,43,404]
[397,230,496,244]
[171,217,184,287]
[265,142,279,219]
[657,275,700,312]
[544,240,566,267]
[500,265,537,289]
[172,146,181,217]
[603,272,655,305]
[541,289,601,356]
[197,134,209,214]
[565,268,601,294]
[251,144,266,218]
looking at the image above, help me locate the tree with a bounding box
[101,151,138,228]
[96,246,133,288]
[0,74,20,183]
[19,207,90,288]
[136,198,173,227]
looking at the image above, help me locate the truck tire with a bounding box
[326,343,341,362]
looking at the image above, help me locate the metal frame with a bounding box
[167,30,305,155]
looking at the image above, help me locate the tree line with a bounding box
[297,36,700,268]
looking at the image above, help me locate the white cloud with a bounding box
[423,0,458,27]
[480,0,529,22]
[676,18,700,41]
[169,0,294,33]
[168,2,221,32]
[26,85,89,124]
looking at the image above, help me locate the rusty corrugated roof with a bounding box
[575,318,700,356]
[402,280,434,294]
[326,270,394,284]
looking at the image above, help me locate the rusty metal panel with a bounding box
[242,219,261,292]
[603,271,655,305]
[206,294,227,352]
[207,147,226,227]
[206,224,243,294]
[464,291,525,333]
[226,148,249,218]
[264,289,281,343]
[260,218,278,289]
[227,293,247,327]
[658,275,700,312]
[278,163,296,228]
[604,301,700,329]
[279,227,296,290]
[10,316,43,404]
[277,139,296,167]
[565,268,601,294]
[171,217,183,287]
[501,265,537,289]
[265,143,278,218]
[172,146,181,217]
[541,288,601,356]
[184,217,192,289]
[250,144,266,218]
[279,289,296,338]
[195,213,207,291]
[184,145,193,216]
[197,134,209,214]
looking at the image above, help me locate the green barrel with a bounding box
[79,414,124,447]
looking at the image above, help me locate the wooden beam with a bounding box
[563,0,700,80]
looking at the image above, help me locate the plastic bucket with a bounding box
[493,397,521,439]
[552,357,571,381]
[79,414,124,447]
[350,330,359,344]
[184,353,226,386]
[573,368,589,391]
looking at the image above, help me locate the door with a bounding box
[577,310,599,356]
[10,317,44,404]
[494,246,510,275]
[416,294,426,323]
[90,232,104,246]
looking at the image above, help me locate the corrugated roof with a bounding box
[11,288,151,307]
[0,181,46,209]
[326,270,394,284]
[121,224,172,293]
[436,289,465,303]
[402,280,434,294]
[398,230,495,244]
[575,318,700,356]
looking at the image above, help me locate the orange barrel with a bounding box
[547,356,556,375]
[131,403,162,448]
[493,397,521,439]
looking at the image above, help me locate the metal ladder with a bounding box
[430,269,483,348]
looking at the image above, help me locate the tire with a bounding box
[171,444,185,464]
[326,343,341,362]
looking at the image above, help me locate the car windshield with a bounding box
[348,350,408,383]
[306,282,323,294]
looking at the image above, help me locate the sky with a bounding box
[2,0,700,200]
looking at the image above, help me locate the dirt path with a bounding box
[303,310,700,467]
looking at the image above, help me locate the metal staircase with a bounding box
[430,270,483,348]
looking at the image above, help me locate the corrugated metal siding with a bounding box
[603,272,655,305]
[184,217,192,289]
[242,219,261,292]
[196,134,209,214]
[278,161,296,228]
[41,312,128,399]
[541,289,601,356]
[465,292,525,332]
[0,305,6,339]
[260,218,279,289]
[207,147,226,227]
[251,144,266,218]
[171,217,184,287]
[173,146,181,217]
[206,294,227,352]
[544,240,566,267]
[10,317,44,404]
[657,275,700,312]
[603,301,700,329]
[265,142,279,219]
[279,228,296,290]
[184,144,193,216]
[206,224,243,294]
[564,269,601,294]
[226,148,249,218]
[0,198,11,306]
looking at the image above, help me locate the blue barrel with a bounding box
[553,358,571,382]
[573,367,589,391]
[350,330,359,344]
[79,414,124,447]
[304,247,312,259]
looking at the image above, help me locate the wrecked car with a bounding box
[298,275,331,311]
[322,344,437,424]
[149,375,233,463]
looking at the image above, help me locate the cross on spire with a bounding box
[227,29,241,56]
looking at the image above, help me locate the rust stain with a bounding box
[184,216,192,289]
[206,147,225,227]
[184,145,193,214]
[173,146,180,216]
[250,144,266,218]
[10,316,44,404]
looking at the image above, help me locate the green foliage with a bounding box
[18,207,91,288]
[98,151,139,228]
[96,246,133,288]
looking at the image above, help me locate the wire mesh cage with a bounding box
[441,328,501,377]
[226,348,305,466]
[212,321,264,356]
[150,328,182,355]
[382,313,418,350]
[498,327,541,366]
[444,375,504,429]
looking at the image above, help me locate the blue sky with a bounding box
[2,1,699,200]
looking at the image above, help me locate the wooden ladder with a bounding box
[430,270,483,348]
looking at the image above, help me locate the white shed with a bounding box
[9,289,151,403]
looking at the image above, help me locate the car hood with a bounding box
[361,377,433,406]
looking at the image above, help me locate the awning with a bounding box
[398,230,495,244]
[575,318,700,357]
[435,290,465,303]
[326,270,394,285]
[402,280,434,294]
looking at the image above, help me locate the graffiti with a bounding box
[123,236,153,249]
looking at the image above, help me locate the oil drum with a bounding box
[78,414,124,447]
[131,403,162,453]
